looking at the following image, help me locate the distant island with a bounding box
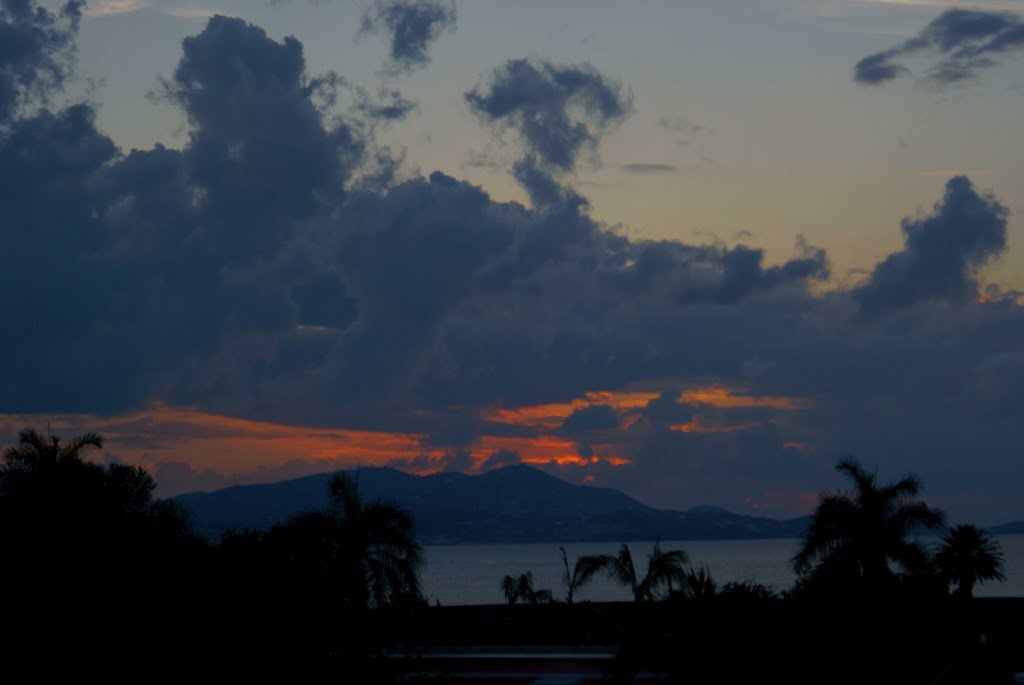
[174,464,813,543]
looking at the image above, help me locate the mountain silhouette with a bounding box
[174,465,811,543]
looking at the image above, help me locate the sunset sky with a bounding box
[2,0,1023,522]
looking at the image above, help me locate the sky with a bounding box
[2,0,1023,523]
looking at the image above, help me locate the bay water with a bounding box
[421,535,1024,606]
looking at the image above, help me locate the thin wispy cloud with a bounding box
[855,7,1024,85]
[865,0,1024,10]
[620,163,678,175]
[911,168,994,177]
[83,1,219,18]
[83,0,147,16]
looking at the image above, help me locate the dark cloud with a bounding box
[854,9,1024,85]
[477,449,521,472]
[360,0,456,73]
[387,448,474,474]
[854,52,910,86]
[854,176,1009,317]
[354,85,416,122]
[150,457,365,497]
[639,390,698,425]
[160,15,363,232]
[466,58,631,208]
[466,58,631,174]
[0,0,82,124]
[421,410,482,448]
[560,404,620,433]
[620,163,678,174]
[1,4,1023,521]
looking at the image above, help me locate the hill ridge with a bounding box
[173,464,811,543]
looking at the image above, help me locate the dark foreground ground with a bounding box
[376,599,1024,684]
[7,594,1023,683]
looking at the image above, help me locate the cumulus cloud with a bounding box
[2,2,1023,520]
[360,0,456,73]
[0,0,83,124]
[854,176,1009,317]
[466,58,632,207]
[854,8,1024,85]
[466,58,631,173]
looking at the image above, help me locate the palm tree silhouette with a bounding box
[559,546,604,604]
[934,524,1006,598]
[501,574,521,605]
[682,565,718,600]
[793,456,945,594]
[500,571,553,605]
[1,427,107,518]
[2,427,103,473]
[595,541,689,601]
[292,472,423,608]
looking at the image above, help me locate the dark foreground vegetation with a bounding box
[2,428,1021,682]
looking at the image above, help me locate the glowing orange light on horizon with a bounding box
[1,382,803,495]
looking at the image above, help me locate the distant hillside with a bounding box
[174,464,811,544]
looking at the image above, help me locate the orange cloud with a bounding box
[678,386,804,411]
[488,385,804,431]
[0,404,441,478]
[0,382,803,494]
[486,390,661,428]
[669,419,761,434]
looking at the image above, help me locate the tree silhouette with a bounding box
[559,546,604,604]
[2,427,104,471]
[0,426,203,602]
[595,541,689,601]
[719,580,778,600]
[500,571,553,605]
[934,524,1006,598]
[302,472,424,608]
[793,456,945,595]
[501,574,521,605]
[1,428,107,541]
[231,472,424,609]
[681,565,718,600]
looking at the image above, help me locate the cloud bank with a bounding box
[1,2,1021,520]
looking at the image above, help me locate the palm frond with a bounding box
[899,500,945,529]
[880,473,923,500]
[58,432,103,462]
[836,455,875,496]
[572,554,607,596]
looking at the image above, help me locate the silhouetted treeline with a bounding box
[1,430,1020,681]
[0,429,423,676]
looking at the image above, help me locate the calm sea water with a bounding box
[421,535,1024,606]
